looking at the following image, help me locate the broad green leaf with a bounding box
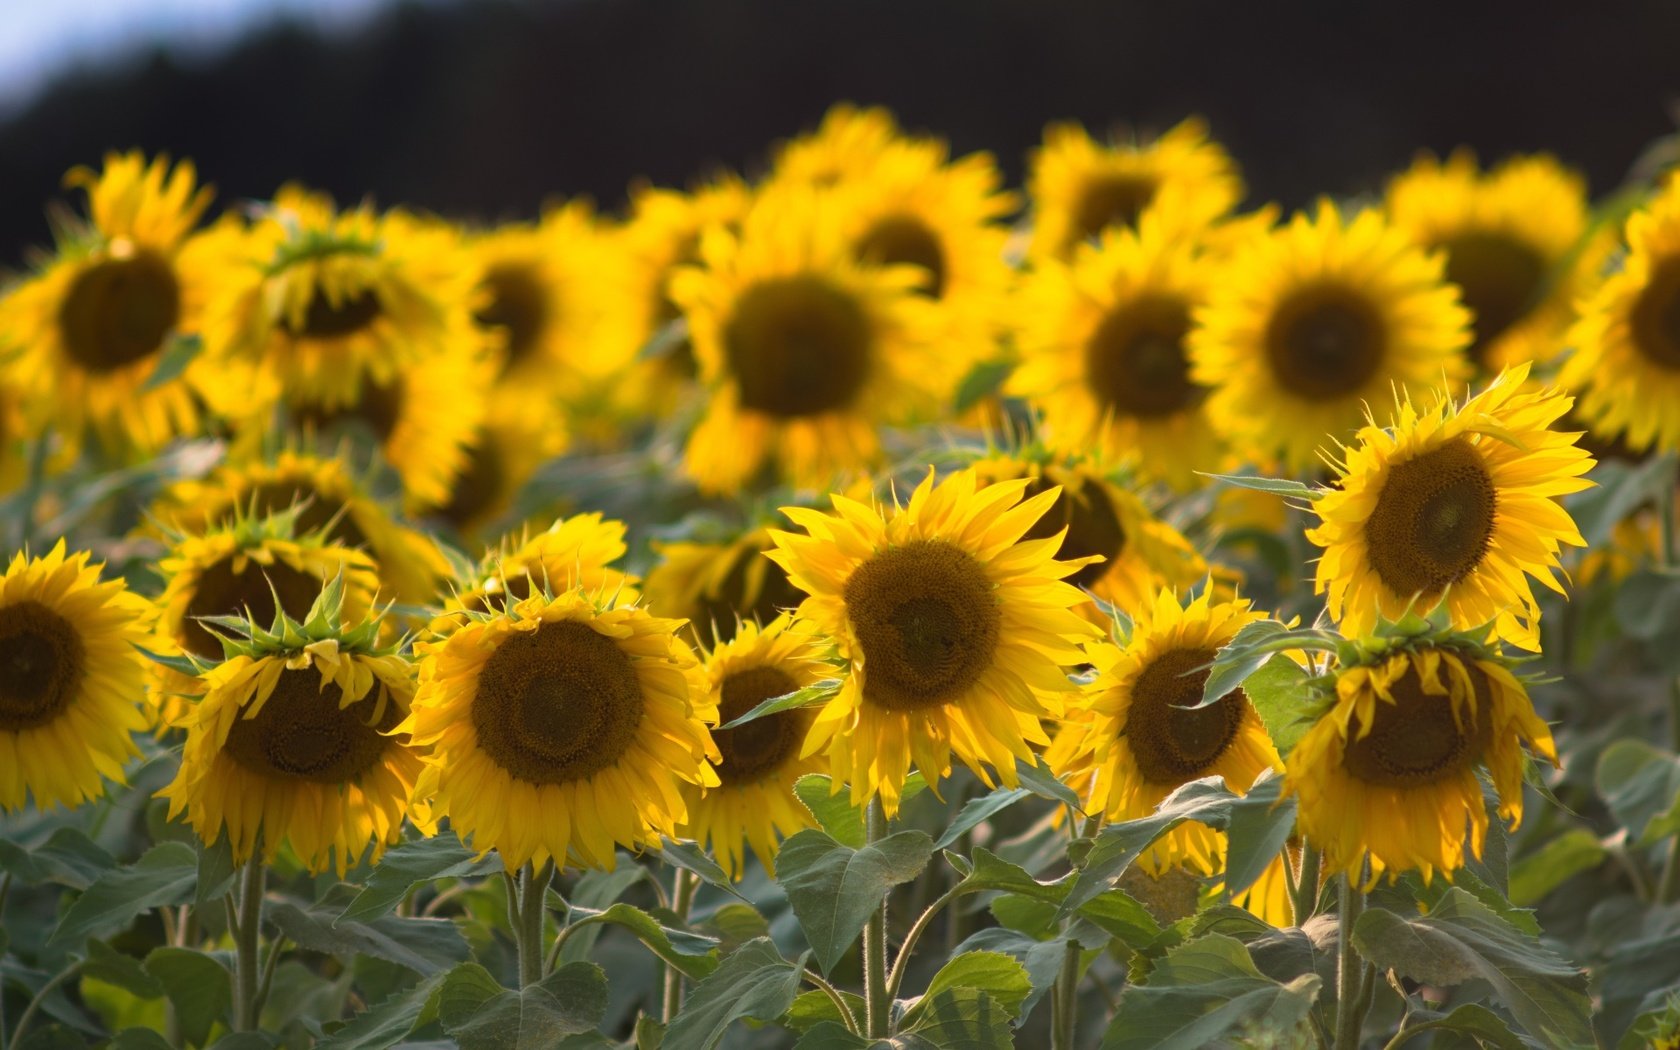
[1352,888,1593,1048]
[793,774,929,850]
[553,864,658,965]
[700,903,771,955]
[719,679,842,729]
[1398,1003,1526,1050]
[267,886,470,975]
[636,1014,666,1050]
[196,834,238,906]
[1240,655,1322,756]
[1013,757,1081,809]
[954,358,1013,415]
[900,987,1015,1049]
[778,827,935,973]
[1611,570,1680,642]
[935,787,1032,850]
[786,988,865,1033]
[109,1032,174,1050]
[142,332,203,391]
[1062,777,1238,917]
[662,937,808,1050]
[144,946,232,1048]
[50,841,198,946]
[1101,934,1320,1050]
[659,838,747,900]
[1076,890,1163,949]
[1595,739,1680,845]
[315,974,445,1050]
[1221,770,1296,899]
[1571,453,1679,548]
[15,1025,91,1050]
[1508,829,1607,906]
[951,847,1067,902]
[1198,620,1294,706]
[341,831,503,922]
[790,1022,871,1050]
[899,952,1030,1029]
[955,929,1074,1021]
[0,828,115,889]
[82,941,164,1000]
[437,961,608,1050]
[563,903,719,979]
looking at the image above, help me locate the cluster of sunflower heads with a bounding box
[3,104,1679,1049]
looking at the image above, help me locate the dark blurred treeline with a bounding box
[3,0,1679,266]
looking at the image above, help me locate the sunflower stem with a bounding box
[9,959,81,1049]
[1050,936,1081,1050]
[862,799,891,1039]
[1293,848,1322,924]
[1333,873,1368,1050]
[516,861,553,987]
[232,859,266,1031]
[884,883,965,1002]
[662,868,701,1021]
[1658,839,1680,905]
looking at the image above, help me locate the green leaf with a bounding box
[563,903,720,980]
[1221,771,1296,899]
[719,679,842,729]
[935,788,1032,850]
[778,828,934,973]
[793,774,929,850]
[955,929,1075,1022]
[900,987,1015,1049]
[899,952,1030,1030]
[1398,1003,1527,1050]
[1240,655,1322,757]
[196,834,238,906]
[315,974,445,1050]
[658,839,747,900]
[82,941,164,1000]
[1013,757,1081,809]
[0,828,115,889]
[786,988,866,1033]
[953,358,1014,415]
[951,848,1068,903]
[15,1026,90,1050]
[141,332,202,392]
[1508,829,1607,906]
[1062,777,1238,917]
[662,937,807,1050]
[1595,739,1680,845]
[1101,934,1320,1050]
[267,886,471,975]
[1613,570,1680,642]
[636,1014,667,1050]
[700,903,772,955]
[50,842,198,945]
[144,946,232,1048]
[1570,453,1678,547]
[1351,888,1593,1048]
[1076,890,1163,949]
[438,961,609,1050]
[1202,472,1320,500]
[790,1022,871,1050]
[109,1031,175,1050]
[341,831,503,922]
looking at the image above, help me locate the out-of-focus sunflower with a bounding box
[671,185,943,494]
[676,616,833,878]
[0,153,214,457]
[1027,118,1242,262]
[1010,216,1224,489]
[970,454,1208,623]
[148,448,450,604]
[432,411,563,542]
[1307,365,1594,651]
[402,588,718,871]
[1190,202,1472,474]
[770,103,916,187]
[0,542,152,811]
[435,512,637,631]
[158,585,421,875]
[1386,150,1593,371]
[1559,173,1680,455]
[0,380,27,495]
[644,525,807,649]
[1288,634,1555,884]
[767,468,1098,816]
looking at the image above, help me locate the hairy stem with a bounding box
[516,861,554,987]
[662,868,702,1022]
[1333,874,1368,1050]
[862,800,891,1039]
[232,859,266,1031]
[803,968,861,1034]
[1051,937,1081,1050]
[1294,848,1322,924]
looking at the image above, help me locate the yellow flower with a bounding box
[771,103,914,187]
[1307,365,1595,650]
[432,408,563,542]
[434,512,637,633]
[1190,201,1472,474]
[767,468,1098,816]
[0,542,151,811]
[644,525,807,649]
[1027,118,1241,262]
[0,153,214,456]
[676,616,834,878]
[402,589,719,871]
[1288,643,1555,885]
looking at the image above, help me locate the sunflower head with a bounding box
[1307,365,1595,651]
[435,513,636,634]
[767,468,1099,815]
[644,525,808,648]
[770,103,915,187]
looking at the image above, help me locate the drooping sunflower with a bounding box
[1027,117,1242,262]
[644,525,808,649]
[0,542,152,811]
[1306,364,1595,651]
[1386,150,1594,371]
[0,153,214,457]
[770,103,917,187]
[1287,634,1556,885]
[675,616,834,878]
[766,468,1098,815]
[433,512,637,633]
[1559,173,1680,455]
[969,454,1208,623]
[671,184,944,493]
[1010,216,1225,489]
[402,588,719,871]
[158,587,422,875]
[1190,201,1473,474]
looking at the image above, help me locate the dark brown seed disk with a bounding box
[1124,646,1244,784]
[223,667,399,782]
[1342,657,1494,787]
[713,665,805,784]
[0,601,86,731]
[1363,437,1498,598]
[1263,283,1387,401]
[58,251,181,373]
[723,276,871,418]
[1084,294,1203,420]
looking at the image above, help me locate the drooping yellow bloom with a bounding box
[1307,365,1595,651]
[671,185,944,493]
[402,588,719,871]
[158,597,422,875]
[1386,150,1594,371]
[1190,201,1472,474]
[433,513,637,634]
[1288,642,1555,885]
[0,153,214,456]
[0,542,152,811]
[767,468,1098,815]
[676,616,834,878]
[1559,173,1680,455]
[644,525,807,649]
[1027,118,1242,262]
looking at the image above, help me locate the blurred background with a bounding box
[3,0,1679,267]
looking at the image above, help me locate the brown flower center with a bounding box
[1021,476,1126,591]
[855,214,947,297]
[224,667,398,782]
[1067,173,1157,252]
[470,620,646,785]
[1125,646,1245,784]
[1342,657,1493,787]
[289,288,382,339]
[1264,283,1386,401]
[477,263,550,374]
[1630,255,1680,371]
[440,439,506,528]
[58,250,181,372]
[1439,231,1546,367]
[0,601,86,731]
[295,378,404,443]
[724,276,871,418]
[1363,437,1498,598]
[180,555,326,659]
[844,540,1000,711]
[713,665,804,784]
[1084,294,1202,419]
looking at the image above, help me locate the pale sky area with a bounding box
[0,0,404,114]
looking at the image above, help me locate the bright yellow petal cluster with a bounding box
[643,525,806,649]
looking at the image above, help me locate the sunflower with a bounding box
[432,410,563,541]
[1026,117,1242,262]
[1559,173,1680,455]
[0,542,152,811]
[675,616,834,878]
[969,454,1208,623]
[1386,150,1593,371]
[1010,215,1225,489]
[671,184,944,493]
[770,103,916,187]
[766,468,1098,815]
[401,587,719,871]
[1306,364,1595,651]
[0,379,27,496]
[644,525,808,649]
[1190,201,1473,474]
[1287,638,1555,885]
[158,588,422,875]
[0,153,215,457]
[435,512,637,634]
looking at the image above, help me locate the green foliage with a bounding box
[436,961,608,1050]
[1102,934,1320,1049]
[778,827,935,973]
[661,938,807,1050]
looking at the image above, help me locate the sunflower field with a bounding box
[2,105,1680,1050]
